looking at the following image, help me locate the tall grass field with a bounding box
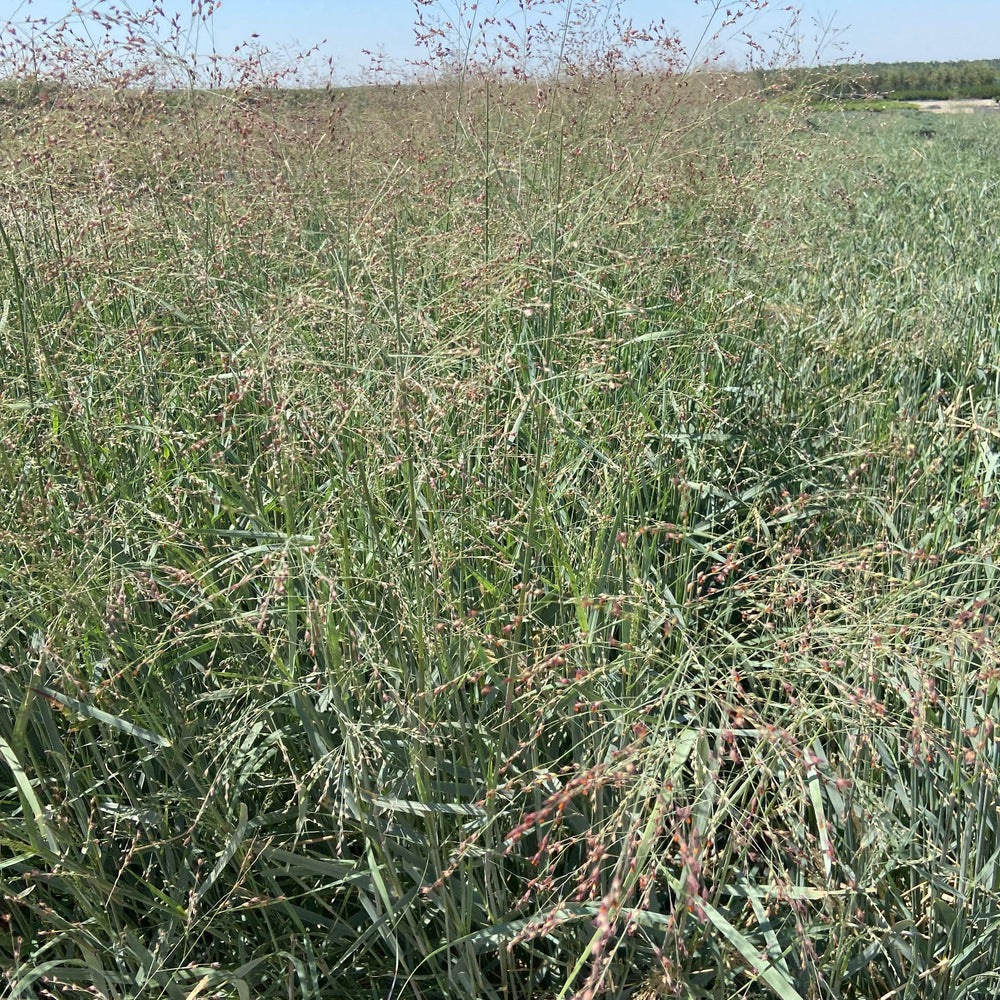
[4,3,1000,998]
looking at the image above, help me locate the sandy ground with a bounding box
[910,99,1000,114]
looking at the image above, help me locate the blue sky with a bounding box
[5,1,1000,81]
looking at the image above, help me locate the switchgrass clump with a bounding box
[3,2,1000,998]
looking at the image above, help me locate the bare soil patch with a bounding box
[910,98,1000,114]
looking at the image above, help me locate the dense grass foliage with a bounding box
[4,51,1000,1000]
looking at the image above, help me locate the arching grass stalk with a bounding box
[506,390,550,742]
[0,215,43,496]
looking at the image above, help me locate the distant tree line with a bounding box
[759,60,1000,102]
